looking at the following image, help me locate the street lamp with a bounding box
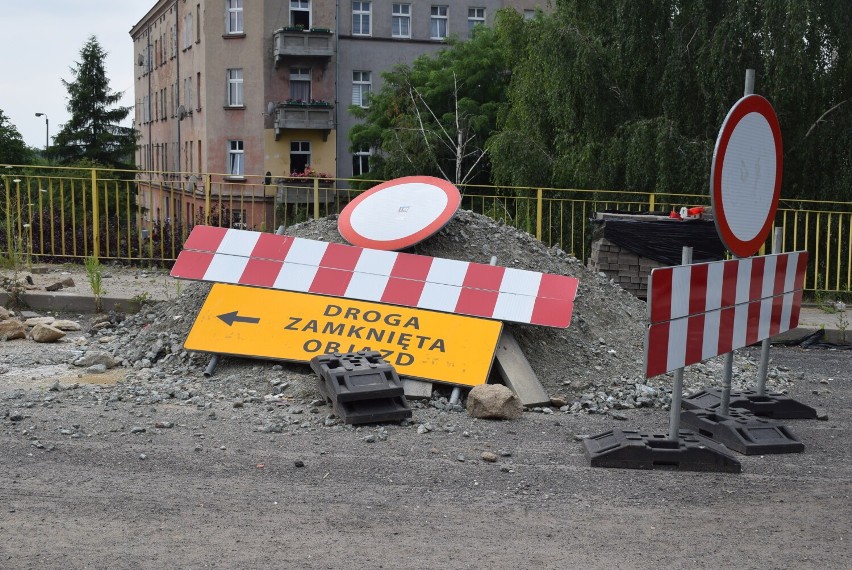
[34,112,49,151]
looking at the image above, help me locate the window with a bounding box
[352,71,371,107]
[523,9,536,20]
[352,148,371,176]
[229,209,247,229]
[468,7,485,31]
[392,4,410,38]
[228,140,245,177]
[227,68,244,106]
[430,6,448,39]
[182,12,193,48]
[226,0,243,34]
[184,77,194,109]
[352,1,371,36]
[290,141,311,175]
[289,67,311,101]
[290,0,310,28]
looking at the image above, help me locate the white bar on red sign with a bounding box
[171,226,579,328]
[645,290,802,378]
[647,251,808,324]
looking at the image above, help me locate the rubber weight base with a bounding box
[583,429,741,473]
[683,387,817,419]
[680,408,804,455]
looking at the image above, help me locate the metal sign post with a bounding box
[668,246,692,440]
[756,227,783,396]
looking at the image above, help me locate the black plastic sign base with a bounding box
[311,351,412,425]
[683,387,817,419]
[583,429,741,473]
[680,408,804,455]
[310,351,404,403]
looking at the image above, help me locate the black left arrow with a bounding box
[217,311,261,326]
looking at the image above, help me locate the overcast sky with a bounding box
[1,1,153,150]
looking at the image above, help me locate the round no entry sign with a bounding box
[710,94,783,258]
[338,175,461,250]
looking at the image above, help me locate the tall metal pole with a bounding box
[721,68,757,416]
[668,246,693,440]
[756,227,783,395]
[35,113,48,151]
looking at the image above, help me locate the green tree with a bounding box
[52,36,137,170]
[490,0,851,202]
[349,10,525,186]
[0,109,33,165]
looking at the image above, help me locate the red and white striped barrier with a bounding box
[645,251,808,378]
[171,226,579,328]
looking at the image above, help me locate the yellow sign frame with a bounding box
[185,284,502,387]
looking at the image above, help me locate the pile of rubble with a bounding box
[80,210,798,414]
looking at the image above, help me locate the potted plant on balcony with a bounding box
[281,25,305,32]
[308,99,331,107]
[309,27,332,34]
[281,166,333,187]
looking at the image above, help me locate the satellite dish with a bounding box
[338,175,461,250]
[177,105,187,120]
[137,54,145,67]
[267,101,276,115]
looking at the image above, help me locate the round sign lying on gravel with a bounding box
[338,176,461,250]
[710,94,783,258]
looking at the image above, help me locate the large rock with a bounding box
[0,319,26,340]
[31,323,66,343]
[0,306,12,320]
[25,316,55,327]
[52,319,82,331]
[466,384,523,420]
[73,349,118,369]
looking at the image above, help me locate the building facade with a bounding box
[130,0,545,231]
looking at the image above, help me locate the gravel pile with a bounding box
[91,210,798,414]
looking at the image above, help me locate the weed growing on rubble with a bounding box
[84,256,105,313]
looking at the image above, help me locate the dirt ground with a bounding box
[1,339,849,570]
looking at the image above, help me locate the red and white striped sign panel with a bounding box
[171,226,579,328]
[645,251,808,378]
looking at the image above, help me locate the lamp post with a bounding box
[34,112,48,151]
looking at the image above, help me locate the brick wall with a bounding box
[587,238,665,299]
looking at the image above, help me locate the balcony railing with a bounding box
[273,28,334,64]
[274,104,334,138]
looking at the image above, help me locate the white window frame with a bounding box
[352,71,371,107]
[290,141,311,174]
[227,140,245,177]
[226,0,244,34]
[290,0,311,28]
[289,67,312,102]
[392,3,410,38]
[430,5,448,40]
[352,148,371,176]
[227,68,244,107]
[352,1,371,36]
[468,7,485,31]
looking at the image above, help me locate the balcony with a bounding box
[273,28,334,64]
[274,103,334,139]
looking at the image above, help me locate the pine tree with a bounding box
[52,36,137,169]
[0,109,33,165]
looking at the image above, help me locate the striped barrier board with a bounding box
[171,226,579,328]
[645,251,808,378]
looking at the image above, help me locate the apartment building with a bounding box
[130,0,545,230]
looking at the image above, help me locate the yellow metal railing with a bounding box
[2,164,851,294]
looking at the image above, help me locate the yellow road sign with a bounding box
[185,284,502,387]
